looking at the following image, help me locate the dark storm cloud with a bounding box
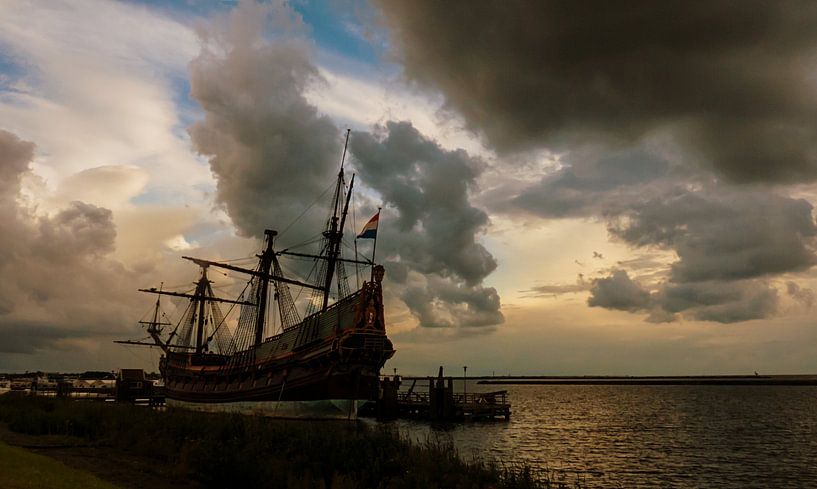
[0,130,138,354]
[188,3,502,331]
[351,122,496,285]
[0,130,34,201]
[377,0,817,183]
[587,269,780,324]
[402,278,502,329]
[507,144,817,323]
[376,0,817,324]
[585,186,816,323]
[0,323,92,354]
[786,281,815,308]
[34,202,116,259]
[587,270,651,312]
[512,148,674,218]
[659,281,778,323]
[351,121,503,329]
[608,189,817,282]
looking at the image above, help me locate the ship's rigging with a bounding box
[117,129,379,360]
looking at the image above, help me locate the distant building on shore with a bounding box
[115,369,154,401]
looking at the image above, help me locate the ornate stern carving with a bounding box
[356,266,386,330]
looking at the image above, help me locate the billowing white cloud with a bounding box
[0,0,209,198]
[55,165,150,209]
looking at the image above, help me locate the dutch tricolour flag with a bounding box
[357,212,379,239]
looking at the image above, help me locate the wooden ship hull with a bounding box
[160,283,394,404]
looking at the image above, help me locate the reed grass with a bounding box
[0,394,582,489]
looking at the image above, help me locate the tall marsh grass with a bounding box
[0,394,581,489]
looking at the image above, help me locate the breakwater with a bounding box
[477,375,817,386]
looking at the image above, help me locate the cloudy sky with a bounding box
[2,0,817,375]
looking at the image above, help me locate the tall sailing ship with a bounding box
[118,133,394,416]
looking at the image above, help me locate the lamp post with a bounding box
[463,365,468,401]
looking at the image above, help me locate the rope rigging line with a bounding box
[175,301,197,349]
[289,253,320,308]
[219,255,257,263]
[202,281,237,354]
[204,279,252,352]
[271,255,302,330]
[278,233,325,253]
[278,180,336,239]
[155,281,198,291]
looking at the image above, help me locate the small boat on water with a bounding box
[118,132,394,417]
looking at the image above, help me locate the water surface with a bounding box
[385,382,817,488]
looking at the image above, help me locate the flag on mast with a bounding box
[357,211,379,239]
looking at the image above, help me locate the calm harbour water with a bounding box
[382,382,817,488]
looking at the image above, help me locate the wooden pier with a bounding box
[372,367,511,421]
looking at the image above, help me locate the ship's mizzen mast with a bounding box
[337,174,354,299]
[320,129,353,311]
[321,130,351,311]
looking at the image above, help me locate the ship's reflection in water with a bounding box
[384,382,817,488]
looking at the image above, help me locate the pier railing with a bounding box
[398,390,508,406]
[452,390,509,407]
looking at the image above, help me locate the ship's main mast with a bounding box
[193,267,209,353]
[254,230,276,346]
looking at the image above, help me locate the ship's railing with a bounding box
[258,289,364,347]
[299,289,362,324]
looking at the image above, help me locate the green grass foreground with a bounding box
[0,395,576,489]
[0,440,120,489]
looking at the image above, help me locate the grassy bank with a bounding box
[0,395,572,489]
[0,440,120,489]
